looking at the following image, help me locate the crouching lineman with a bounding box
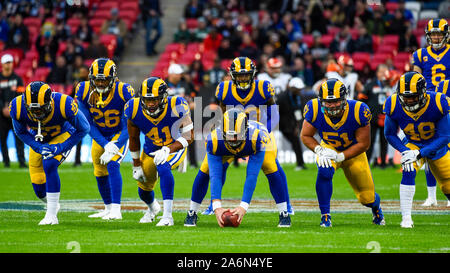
[383,72,450,228]
[124,77,194,226]
[10,81,89,225]
[75,58,134,220]
[300,78,385,227]
[188,108,290,228]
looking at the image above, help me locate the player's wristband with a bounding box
[130,150,140,160]
[239,201,249,211]
[176,137,189,148]
[212,200,222,211]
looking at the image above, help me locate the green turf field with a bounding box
[0,162,448,253]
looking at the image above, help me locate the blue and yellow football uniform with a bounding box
[206,120,287,207]
[412,45,450,91]
[10,90,89,190]
[75,80,134,176]
[124,95,189,191]
[304,98,377,205]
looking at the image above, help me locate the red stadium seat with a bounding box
[394,52,412,63]
[382,35,399,47]
[416,19,430,31]
[84,59,95,68]
[373,52,393,62]
[33,67,51,81]
[94,10,112,20]
[119,10,136,23]
[376,44,397,54]
[23,17,41,29]
[302,34,314,48]
[49,84,65,93]
[327,26,340,38]
[165,43,182,53]
[100,34,117,59]
[385,2,399,13]
[320,34,333,47]
[353,60,367,72]
[394,60,408,72]
[334,52,350,61]
[352,52,371,64]
[99,2,119,11]
[67,17,81,34]
[186,18,198,30]
[220,59,232,70]
[120,1,139,12]
[89,18,105,33]
[372,35,382,52]
[349,28,359,40]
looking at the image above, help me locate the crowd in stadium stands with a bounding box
[0,0,138,94]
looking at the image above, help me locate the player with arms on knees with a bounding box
[75,58,135,220]
[383,72,450,228]
[9,81,89,225]
[412,18,450,206]
[300,78,385,227]
[205,108,290,228]
[187,56,294,218]
[125,77,194,226]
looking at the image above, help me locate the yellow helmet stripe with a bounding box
[235,113,246,135]
[333,80,343,98]
[428,19,434,31]
[233,58,241,71]
[409,73,422,93]
[92,60,99,76]
[141,79,148,96]
[321,81,329,98]
[152,79,165,97]
[244,57,251,71]
[38,84,50,105]
[399,74,406,94]
[25,84,32,105]
[103,60,114,76]
[223,111,230,133]
[439,19,447,31]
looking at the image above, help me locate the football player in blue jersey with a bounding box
[384,71,450,228]
[187,56,294,217]
[300,78,385,227]
[412,18,450,206]
[9,81,89,225]
[198,108,290,227]
[125,77,194,226]
[75,58,135,220]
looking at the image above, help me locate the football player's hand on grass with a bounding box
[214,207,229,227]
[231,206,246,224]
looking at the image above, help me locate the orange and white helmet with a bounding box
[337,55,354,67]
[267,57,282,69]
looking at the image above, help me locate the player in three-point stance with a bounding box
[412,18,450,206]
[383,71,450,228]
[9,81,89,225]
[300,78,385,227]
[186,56,294,222]
[199,108,290,228]
[125,77,194,226]
[75,58,135,220]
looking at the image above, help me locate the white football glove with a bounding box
[314,145,338,159]
[132,166,146,182]
[316,154,332,168]
[401,150,421,164]
[151,146,171,166]
[41,144,60,160]
[402,162,415,172]
[100,152,115,165]
[104,141,120,155]
[335,152,345,163]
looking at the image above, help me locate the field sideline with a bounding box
[0,162,449,253]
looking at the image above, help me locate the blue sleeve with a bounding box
[384,114,409,153]
[77,99,108,147]
[412,50,422,69]
[420,114,450,158]
[115,113,129,148]
[58,108,90,154]
[303,100,314,124]
[12,118,44,153]
[241,150,265,204]
[358,103,372,126]
[208,153,224,200]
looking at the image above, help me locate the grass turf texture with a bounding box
[0,162,449,253]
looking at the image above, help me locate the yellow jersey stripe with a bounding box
[222,81,230,101]
[391,94,397,115]
[417,48,422,63]
[443,80,449,95]
[82,82,90,101]
[132,98,140,119]
[258,80,265,100]
[235,113,246,135]
[16,95,22,120]
[171,96,179,118]
[118,82,125,102]
[211,130,218,154]
[251,129,260,153]
[436,92,444,114]
[312,99,319,123]
[354,101,362,126]
[60,94,67,119]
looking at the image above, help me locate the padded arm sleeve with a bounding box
[384,114,409,153]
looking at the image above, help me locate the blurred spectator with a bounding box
[310,31,329,61]
[242,0,260,26]
[0,10,9,43]
[399,26,419,53]
[184,0,204,19]
[203,57,226,87]
[54,18,71,42]
[388,9,407,35]
[142,0,163,56]
[217,16,238,41]
[0,54,26,168]
[366,5,387,36]
[267,0,295,15]
[290,57,306,83]
[397,0,414,26]
[35,23,58,67]
[303,52,322,87]
[75,16,93,43]
[353,0,373,28]
[218,38,236,60]
[340,0,356,27]
[203,27,222,52]
[205,0,224,20]
[84,34,108,60]
[46,55,69,84]
[338,55,364,100]
[7,13,29,51]
[239,32,258,60]
[330,25,355,54]
[69,55,88,84]
[360,64,391,168]
[353,25,373,53]
[225,0,241,14]
[257,57,292,96]
[63,39,84,66]
[307,0,327,34]
[329,5,345,27]
[188,59,205,91]
[173,19,193,43]
[194,17,209,42]
[285,39,307,66]
[277,77,308,170]
[101,8,127,56]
